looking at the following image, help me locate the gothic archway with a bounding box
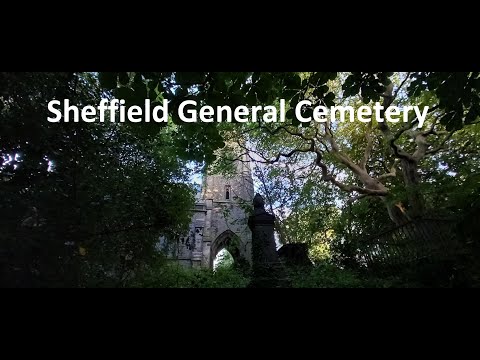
[210,230,242,269]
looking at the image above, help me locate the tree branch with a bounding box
[360,122,374,170]
[425,130,455,155]
[392,72,411,100]
[378,159,399,180]
[314,150,388,196]
[347,194,369,204]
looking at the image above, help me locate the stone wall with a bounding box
[160,152,254,268]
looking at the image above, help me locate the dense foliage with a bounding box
[0,73,196,287]
[131,261,250,288]
[1,72,479,287]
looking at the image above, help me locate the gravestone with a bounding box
[248,194,290,287]
[278,243,312,268]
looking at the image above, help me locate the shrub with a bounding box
[130,262,250,288]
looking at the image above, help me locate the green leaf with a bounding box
[176,72,206,85]
[465,108,478,124]
[257,87,268,103]
[284,89,298,100]
[290,93,301,108]
[132,82,148,103]
[118,72,130,86]
[229,79,242,94]
[286,108,295,120]
[115,87,135,104]
[133,73,143,85]
[229,93,245,106]
[324,92,335,107]
[149,88,159,102]
[326,72,337,81]
[313,85,329,99]
[99,72,118,90]
[309,72,323,85]
[245,90,257,106]
[285,73,301,89]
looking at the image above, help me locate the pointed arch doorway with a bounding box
[210,230,243,269]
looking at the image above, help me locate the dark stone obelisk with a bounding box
[248,194,289,287]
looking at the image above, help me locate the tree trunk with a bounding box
[350,168,412,225]
[382,197,411,225]
[377,159,425,226]
[400,158,425,219]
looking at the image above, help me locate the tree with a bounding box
[0,72,196,287]
[2,71,477,287]
[211,72,479,225]
[99,72,479,225]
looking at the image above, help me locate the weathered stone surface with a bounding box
[248,194,290,288]
[159,152,254,268]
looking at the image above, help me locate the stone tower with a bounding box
[159,151,255,269]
